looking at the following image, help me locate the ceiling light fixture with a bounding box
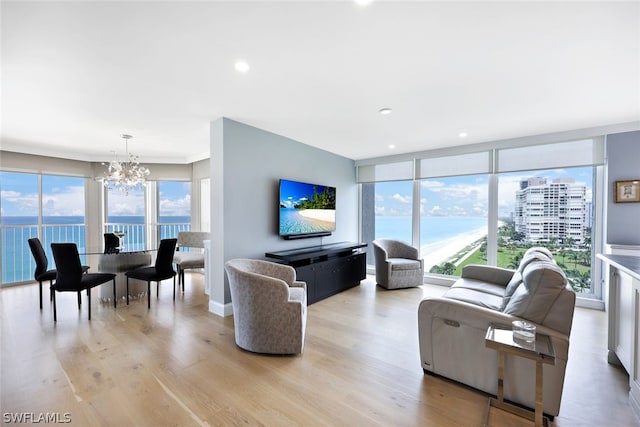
[96,134,150,194]
[354,0,374,6]
[458,132,468,138]
[379,108,392,115]
[234,60,250,73]
[388,144,396,149]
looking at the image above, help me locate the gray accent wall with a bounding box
[209,118,358,310]
[606,130,640,245]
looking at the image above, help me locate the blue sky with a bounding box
[280,179,334,209]
[374,167,593,218]
[0,172,191,217]
[2,167,592,218]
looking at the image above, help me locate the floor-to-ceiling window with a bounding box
[1,172,86,285]
[359,161,414,265]
[372,180,414,243]
[496,166,594,293]
[421,175,489,275]
[358,138,605,302]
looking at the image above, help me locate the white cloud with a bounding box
[375,193,384,202]
[421,180,445,189]
[159,194,191,216]
[393,193,411,204]
[42,185,85,216]
[1,190,21,199]
[108,191,145,216]
[1,191,38,215]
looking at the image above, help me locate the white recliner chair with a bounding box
[418,247,576,418]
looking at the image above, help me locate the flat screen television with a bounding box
[279,179,336,239]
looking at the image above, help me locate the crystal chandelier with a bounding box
[96,134,150,194]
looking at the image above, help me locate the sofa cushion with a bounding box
[442,287,503,311]
[523,246,554,261]
[499,250,552,309]
[518,250,553,272]
[503,260,567,323]
[389,258,422,271]
[451,278,506,297]
[501,270,523,310]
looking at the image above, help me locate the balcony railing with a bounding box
[1,222,190,285]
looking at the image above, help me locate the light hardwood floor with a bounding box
[1,274,635,426]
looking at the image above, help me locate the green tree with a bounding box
[568,251,580,269]
[429,262,456,276]
[508,252,523,269]
[295,186,336,210]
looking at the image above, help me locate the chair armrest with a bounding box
[290,280,307,291]
[461,264,514,286]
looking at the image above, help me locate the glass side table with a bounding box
[484,323,556,427]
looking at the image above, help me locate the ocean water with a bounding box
[1,216,189,284]
[2,214,485,284]
[375,215,488,255]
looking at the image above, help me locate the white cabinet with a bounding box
[598,252,640,424]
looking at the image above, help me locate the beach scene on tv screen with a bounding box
[280,180,336,235]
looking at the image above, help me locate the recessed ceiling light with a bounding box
[354,0,374,6]
[379,108,392,115]
[388,144,396,149]
[234,60,250,73]
[458,132,468,138]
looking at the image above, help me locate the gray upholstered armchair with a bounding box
[372,238,424,289]
[224,259,307,355]
[173,231,210,289]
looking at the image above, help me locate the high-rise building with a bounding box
[514,177,587,244]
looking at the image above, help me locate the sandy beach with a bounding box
[298,209,335,223]
[421,227,487,270]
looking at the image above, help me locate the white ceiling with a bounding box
[2,1,639,164]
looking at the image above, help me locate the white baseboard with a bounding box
[629,388,640,425]
[209,300,233,317]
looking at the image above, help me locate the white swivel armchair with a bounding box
[372,238,424,289]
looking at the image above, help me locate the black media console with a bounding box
[265,242,368,305]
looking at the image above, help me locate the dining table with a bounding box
[81,244,157,303]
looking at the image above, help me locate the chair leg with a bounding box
[181,270,185,291]
[52,290,57,322]
[147,281,151,309]
[157,281,159,298]
[39,281,43,310]
[126,277,130,305]
[88,288,91,320]
[113,278,117,308]
[173,276,176,301]
[77,291,82,309]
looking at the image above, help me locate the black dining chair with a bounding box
[50,243,116,322]
[126,238,177,309]
[28,237,89,310]
[104,233,121,254]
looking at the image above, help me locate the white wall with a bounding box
[209,118,357,314]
